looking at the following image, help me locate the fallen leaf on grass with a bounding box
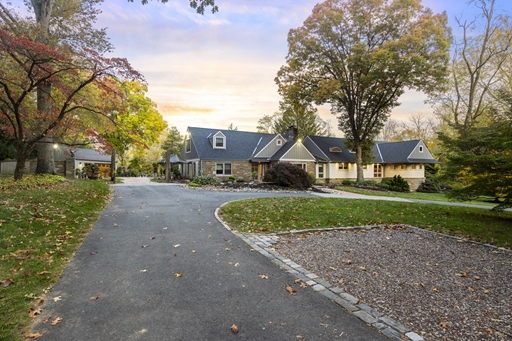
[286,285,297,295]
[231,324,239,334]
[51,317,62,326]
[90,295,100,300]
[259,274,268,279]
[25,332,43,339]
[1,278,14,287]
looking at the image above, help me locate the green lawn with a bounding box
[219,197,512,248]
[0,177,111,341]
[334,185,497,206]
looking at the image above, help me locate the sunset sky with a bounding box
[10,0,511,136]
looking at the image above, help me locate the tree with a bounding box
[429,0,512,138]
[256,101,332,139]
[100,81,168,163]
[0,0,216,175]
[227,123,238,131]
[161,126,183,157]
[276,0,450,181]
[0,28,143,180]
[439,94,512,211]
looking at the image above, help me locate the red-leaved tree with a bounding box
[0,28,143,180]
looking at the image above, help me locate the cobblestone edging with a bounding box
[214,206,424,341]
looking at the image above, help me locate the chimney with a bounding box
[284,126,298,142]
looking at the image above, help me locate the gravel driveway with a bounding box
[275,225,512,341]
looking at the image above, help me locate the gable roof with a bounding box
[56,147,112,163]
[377,140,439,164]
[185,127,278,161]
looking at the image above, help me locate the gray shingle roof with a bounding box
[56,147,111,162]
[185,127,278,161]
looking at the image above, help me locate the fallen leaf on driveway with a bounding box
[440,319,449,329]
[286,285,297,295]
[28,307,42,318]
[141,245,148,248]
[140,270,147,273]
[51,317,62,326]
[176,273,182,277]
[259,274,268,279]
[296,335,304,339]
[329,267,337,271]
[483,289,490,294]
[338,278,344,284]
[234,263,239,267]
[90,295,100,300]
[25,332,43,339]
[225,248,230,251]
[173,244,180,248]
[342,259,352,265]
[231,324,239,334]
[149,237,156,240]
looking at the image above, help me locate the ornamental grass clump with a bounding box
[263,163,312,189]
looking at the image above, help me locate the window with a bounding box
[400,164,406,170]
[419,164,423,169]
[276,139,282,146]
[329,147,342,152]
[292,163,307,171]
[318,164,324,178]
[214,136,225,149]
[419,146,424,153]
[185,138,191,153]
[338,163,348,170]
[216,163,232,175]
[374,164,382,178]
[411,164,417,170]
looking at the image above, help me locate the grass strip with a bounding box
[219,197,512,248]
[0,178,111,341]
[334,186,496,206]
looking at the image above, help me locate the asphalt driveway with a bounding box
[30,180,389,340]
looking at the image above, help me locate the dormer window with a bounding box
[213,132,226,149]
[329,147,342,152]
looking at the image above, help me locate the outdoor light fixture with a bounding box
[53,143,59,149]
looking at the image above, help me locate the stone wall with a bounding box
[201,160,254,181]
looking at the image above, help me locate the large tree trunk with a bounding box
[35,82,56,175]
[110,149,116,183]
[355,143,364,183]
[14,143,30,180]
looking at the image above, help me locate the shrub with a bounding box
[192,175,220,186]
[342,179,352,185]
[308,172,316,184]
[188,182,200,187]
[263,163,313,189]
[236,177,245,182]
[384,175,410,192]
[355,180,378,187]
[228,176,236,182]
[416,180,440,193]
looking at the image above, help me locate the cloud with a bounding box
[158,104,215,114]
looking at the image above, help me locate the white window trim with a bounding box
[419,146,424,153]
[215,163,232,175]
[213,132,226,149]
[277,139,282,146]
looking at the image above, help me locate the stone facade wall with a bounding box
[201,160,255,181]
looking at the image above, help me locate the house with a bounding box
[303,136,438,190]
[0,147,115,178]
[179,126,439,190]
